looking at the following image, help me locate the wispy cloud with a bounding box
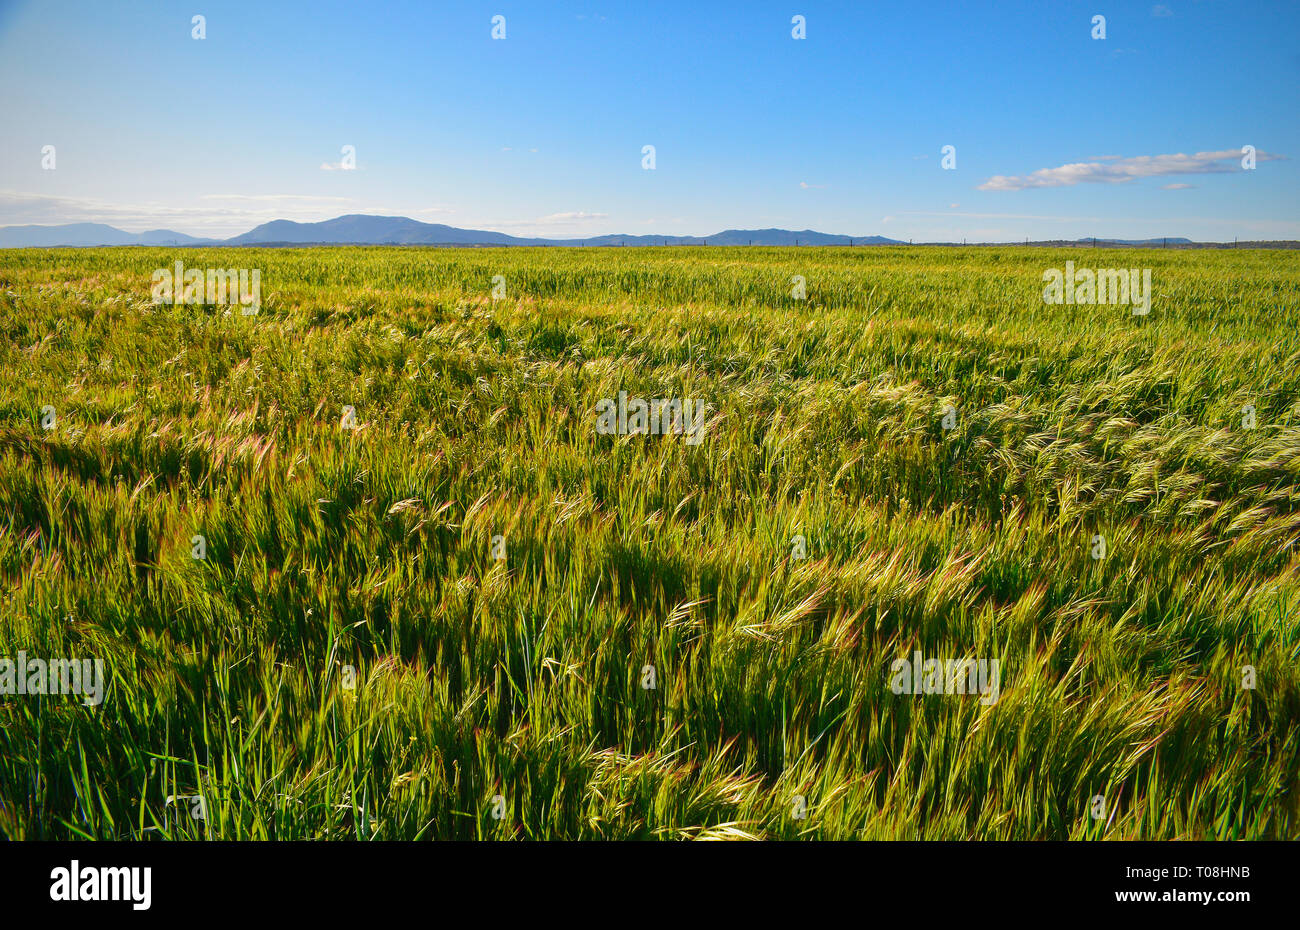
[1152,4,1174,17]
[481,211,610,234]
[537,211,607,223]
[1162,183,1195,190]
[979,149,1285,191]
[891,208,1299,237]
[0,190,308,233]
[0,190,452,236]
[199,194,354,204]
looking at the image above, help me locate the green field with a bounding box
[1,245,1297,840]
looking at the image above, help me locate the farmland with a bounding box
[0,245,1297,839]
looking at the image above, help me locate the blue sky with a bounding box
[1,0,1296,241]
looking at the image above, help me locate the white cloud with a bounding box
[979,149,1285,191]
[199,194,353,204]
[538,211,607,223]
[1162,183,1195,190]
[0,190,312,234]
[478,210,612,237]
[1152,5,1174,17]
[890,208,1300,237]
[0,190,452,237]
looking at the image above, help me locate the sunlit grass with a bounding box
[0,245,1297,839]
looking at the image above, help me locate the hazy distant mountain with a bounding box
[1073,237,1194,246]
[932,236,1204,248]
[703,229,897,246]
[575,228,899,246]
[224,215,535,246]
[222,216,903,247]
[0,223,219,247]
[0,223,137,247]
[0,215,1224,248]
[135,229,221,246]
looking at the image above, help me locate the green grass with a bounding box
[0,244,1297,840]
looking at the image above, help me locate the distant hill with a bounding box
[134,229,222,246]
[0,223,220,247]
[2,215,1286,248]
[1084,237,1194,246]
[224,215,531,246]
[573,228,899,247]
[0,215,903,248]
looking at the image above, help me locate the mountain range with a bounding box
[0,215,901,248]
[0,223,222,248]
[0,215,1217,248]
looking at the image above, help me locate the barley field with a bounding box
[0,245,1297,840]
